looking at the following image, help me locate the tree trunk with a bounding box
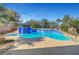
[74,34,76,41]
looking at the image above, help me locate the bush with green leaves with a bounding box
[60,23,69,32]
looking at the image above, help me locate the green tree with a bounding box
[60,15,72,32]
[60,23,69,32]
[0,4,20,34]
[62,15,71,24]
[70,19,79,28]
[49,21,58,29]
[28,20,41,28]
[41,19,49,28]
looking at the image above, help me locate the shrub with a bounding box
[60,23,69,32]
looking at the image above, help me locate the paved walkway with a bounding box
[4,45,79,55]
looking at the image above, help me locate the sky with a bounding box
[3,3,79,22]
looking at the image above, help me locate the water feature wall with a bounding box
[18,27,37,34]
[37,29,63,35]
[18,27,63,34]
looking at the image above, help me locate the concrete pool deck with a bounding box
[11,37,79,50]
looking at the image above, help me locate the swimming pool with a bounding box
[6,30,71,41]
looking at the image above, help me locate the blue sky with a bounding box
[3,3,79,22]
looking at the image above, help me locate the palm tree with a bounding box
[56,18,61,30]
[41,19,49,28]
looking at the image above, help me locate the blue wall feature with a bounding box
[18,27,22,34]
[27,27,32,33]
[23,27,27,34]
[32,29,37,33]
[18,27,37,34]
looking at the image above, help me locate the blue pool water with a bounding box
[6,30,71,41]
